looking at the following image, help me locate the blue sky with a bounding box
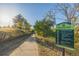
[0,3,66,26]
[17,3,60,26]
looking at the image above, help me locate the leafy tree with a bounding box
[13,14,31,33]
[34,11,56,37]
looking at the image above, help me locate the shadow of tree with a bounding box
[0,34,32,56]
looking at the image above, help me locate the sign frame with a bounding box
[56,22,75,50]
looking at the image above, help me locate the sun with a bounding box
[0,7,19,27]
[0,13,14,27]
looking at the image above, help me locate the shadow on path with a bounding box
[0,34,32,56]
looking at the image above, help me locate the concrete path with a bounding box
[10,35,39,56]
[0,34,39,56]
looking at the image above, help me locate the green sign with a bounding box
[56,22,74,49]
[56,29,74,48]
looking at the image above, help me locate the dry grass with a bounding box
[38,44,62,56]
[35,35,77,56]
[0,28,15,32]
[0,27,24,42]
[35,34,62,56]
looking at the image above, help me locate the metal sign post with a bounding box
[62,48,65,56]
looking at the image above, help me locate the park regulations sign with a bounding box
[56,22,74,50]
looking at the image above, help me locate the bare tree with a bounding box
[44,10,56,28]
[56,3,79,25]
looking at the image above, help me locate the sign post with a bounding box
[62,48,65,56]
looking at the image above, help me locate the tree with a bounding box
[13,14,31,33]
[56,4,79,25]
[34,11,56,37]
[44,10,56,28]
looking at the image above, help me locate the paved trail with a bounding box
[10,35,39,56]
[0,34,39,56]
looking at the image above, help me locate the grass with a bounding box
[0,27,15,32]
[38,43,77,56]
[35,34,55,43]
[0,27,31,42]
[35,34,79,56]
[35,34,62,56]
[38,44,63,56]
[0,28,22,37]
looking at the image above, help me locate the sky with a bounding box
[0,3,66,26]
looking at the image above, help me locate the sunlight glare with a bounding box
[0,7,19,27]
